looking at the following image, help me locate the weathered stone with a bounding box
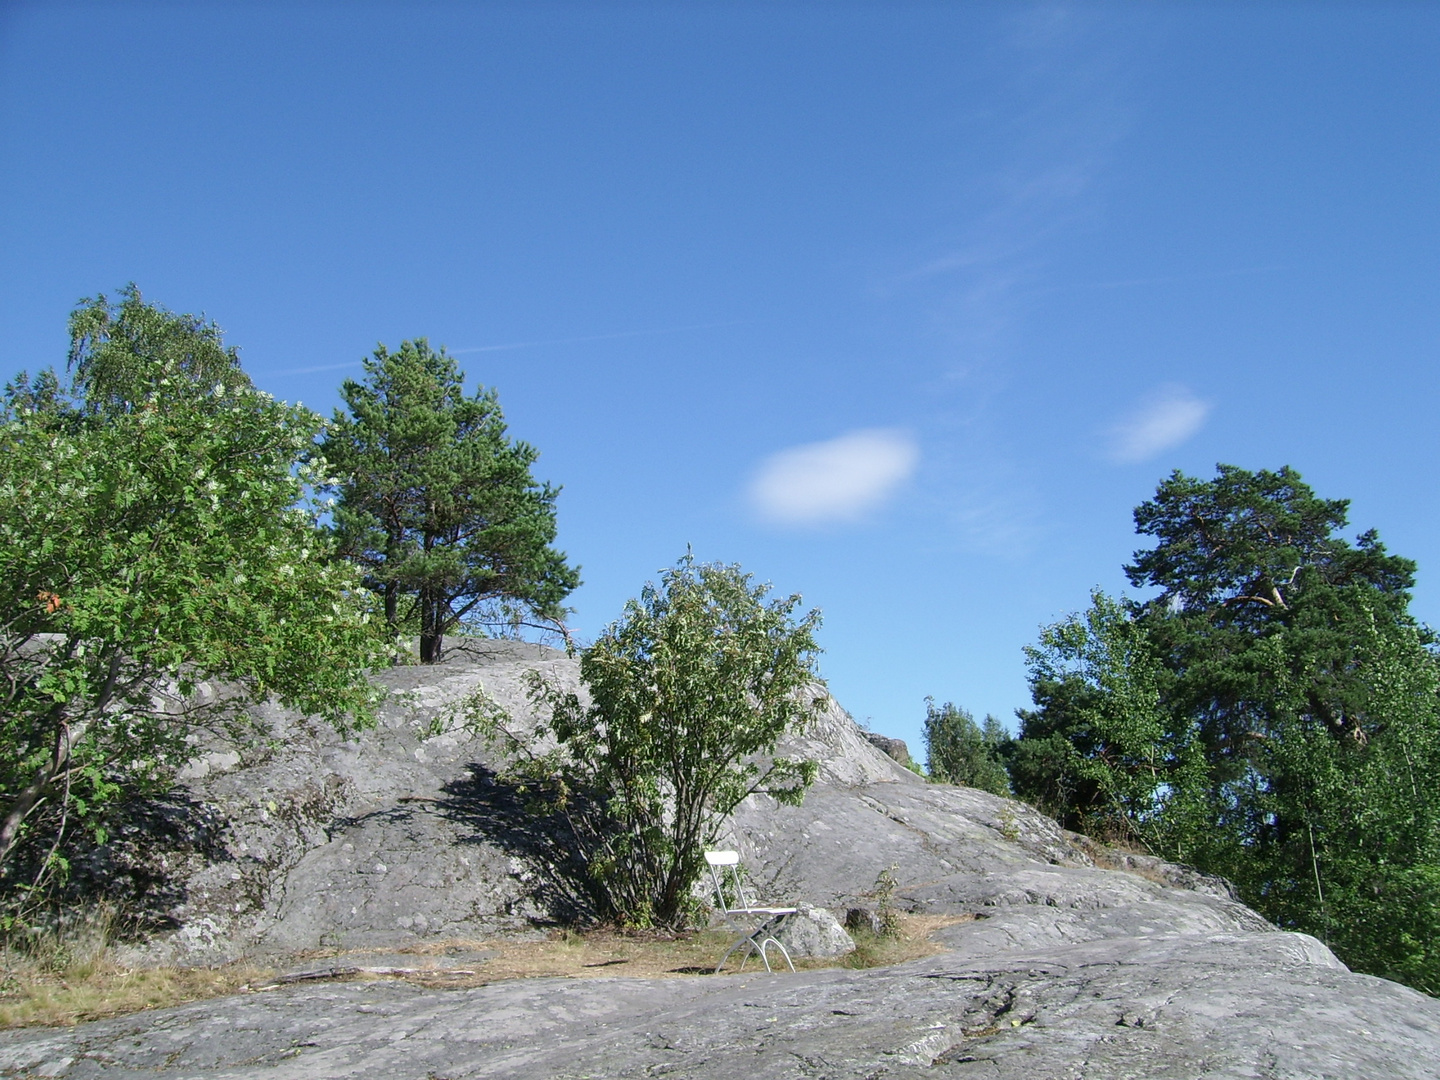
[844,905,882,935]
[107,641,580,964]
[11,643,1433,1079]
[863,731,913,767]
[1,929,1437,1079]
[773,903,855,958]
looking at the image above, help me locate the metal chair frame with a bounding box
[704,850,796,974]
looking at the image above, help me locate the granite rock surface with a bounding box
[771,904,855,960]
[3,927,1437,1079]
[7,643,1437,1078]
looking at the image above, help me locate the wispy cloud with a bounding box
[749,429,920,527]
[1105,385,1211,463]
[881,10,1139,383]
[1050,264,1287,295]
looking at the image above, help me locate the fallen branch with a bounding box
[271,965,479,985]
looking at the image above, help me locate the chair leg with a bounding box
[714,922,795,975]
[716,934,766,974]
[715,936,750,974]
[742,940,760,973]
[754,934,772,973]
[758,937,795,973]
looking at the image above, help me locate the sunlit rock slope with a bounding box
[8,642,1436,1079]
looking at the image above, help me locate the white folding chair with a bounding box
[704,850,796,974]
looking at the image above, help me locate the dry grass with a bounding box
[0,912,970,1029]
[1064,831,1181,887]
[0,958,273,1028]
[841,913,969,969]
[350,911,970,985]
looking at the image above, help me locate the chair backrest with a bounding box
[704,849,752,913]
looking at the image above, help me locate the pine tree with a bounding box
[318,339,579,661]
[1010,465,1440,993]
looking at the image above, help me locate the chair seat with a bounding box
[732,906,797,917]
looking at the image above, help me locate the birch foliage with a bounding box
[0,288,385,894]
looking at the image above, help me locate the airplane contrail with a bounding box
[448,320,733,354]
[272,321,734,375]
[283,360,365,375]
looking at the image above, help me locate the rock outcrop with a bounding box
[4,643,1439,1078]
[863,731,914,769]
[4,922,1438,1078]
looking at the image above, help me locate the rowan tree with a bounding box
[481,555,826,927]
[0,287,385,892]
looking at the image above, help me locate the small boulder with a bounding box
[844,906,883,935]
[863,732,913,769]
[774,904,856,958]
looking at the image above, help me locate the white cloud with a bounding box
[1106,385,1211,463]
[749,429,920,526]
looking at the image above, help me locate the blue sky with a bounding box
[3,2,1439,755]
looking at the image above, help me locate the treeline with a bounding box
[0,287,820,936]
[926,465,1440,995]
[0,287,580,911]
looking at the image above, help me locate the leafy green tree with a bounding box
[318,340,579,662]
[0,287,385,890]
[922,699,1010,795]
[1008,590,1208,849]
[482,555,826,927]
[63,285,250,416]
[1012,465,1440,993]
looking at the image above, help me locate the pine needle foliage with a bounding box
[318,339,578,661]
[1009,465,1440,994]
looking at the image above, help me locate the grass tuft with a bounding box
[0,958,272,1028]
[0,911,969,1029]
[841,914,970,969]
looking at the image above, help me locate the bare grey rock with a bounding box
[109,641,578,964]
[18,643,1433,1078]
[2,929,1437,1079]
[773,903,855,959]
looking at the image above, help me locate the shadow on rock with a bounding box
[4,790,230,939]
[438,763,597,926]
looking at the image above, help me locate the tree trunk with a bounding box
[0,770,52,876]
[419,588,444,663]
[0,716,78,876]
[384,581,400,665]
